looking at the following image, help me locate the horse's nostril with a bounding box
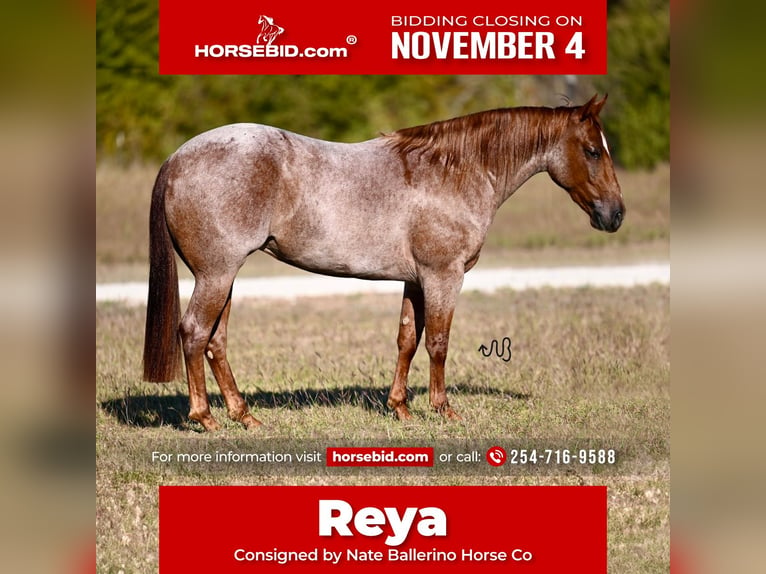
[592,211,604,230]
[613,210,623,228]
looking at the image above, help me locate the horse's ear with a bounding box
[578,94,608,121]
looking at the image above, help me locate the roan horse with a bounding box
[143,95,624,431]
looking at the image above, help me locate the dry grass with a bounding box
[97,286,669,573]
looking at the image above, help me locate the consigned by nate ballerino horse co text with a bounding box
[232,500,533,565]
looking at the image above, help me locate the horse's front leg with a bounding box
[387,282,425,420]
[422,269,464,420]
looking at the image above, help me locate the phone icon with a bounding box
[486,446,507,467]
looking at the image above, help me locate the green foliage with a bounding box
[596,0,670,168]
[97,0,669,168]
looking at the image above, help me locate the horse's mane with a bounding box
[385,106,572,173]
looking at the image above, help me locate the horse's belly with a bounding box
[261,234,415,281]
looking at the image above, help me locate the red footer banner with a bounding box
[159,486,606,573]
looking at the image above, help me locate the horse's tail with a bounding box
[143,160,183,382]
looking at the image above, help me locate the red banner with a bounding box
[159,486,606,573]
[159,0,607,75]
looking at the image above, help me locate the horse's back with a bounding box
[171,123,291,162]
[170,123,384,181]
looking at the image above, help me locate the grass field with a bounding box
[97,162,669,573]
[97,286,669,573]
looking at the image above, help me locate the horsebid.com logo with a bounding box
[194,14,353,59]
[256,15,284,46]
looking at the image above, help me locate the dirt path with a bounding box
[96,263,670,304]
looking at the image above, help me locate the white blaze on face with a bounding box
[600,129,610,156]
[599,128,622,198]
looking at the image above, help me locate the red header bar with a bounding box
[159,0,607,75]
[326,447,434,467]
[159,485,606,573]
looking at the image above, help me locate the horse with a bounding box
[257,15,284,46]
[143,95,624,431]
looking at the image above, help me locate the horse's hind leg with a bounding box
[205,292,262,429]
[387,282,425,420]
[179,274,238,431]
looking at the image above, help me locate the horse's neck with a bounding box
[494,152,547,205]
[491,109,564,207]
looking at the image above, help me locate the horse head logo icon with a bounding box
[257,15,285,46]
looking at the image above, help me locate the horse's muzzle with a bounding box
[591,205,624,233]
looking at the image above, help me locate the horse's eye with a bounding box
[585,148,601,160]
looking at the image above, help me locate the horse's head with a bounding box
[548,94,625,233]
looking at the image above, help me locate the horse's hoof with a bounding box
[199,417,221,431]
[393,405,413,421]
[241,414,263,429]
[437,406,463,421]
[445,409,463,421]
[388,396,413,421]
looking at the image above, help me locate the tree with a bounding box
[596,0,670,168]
